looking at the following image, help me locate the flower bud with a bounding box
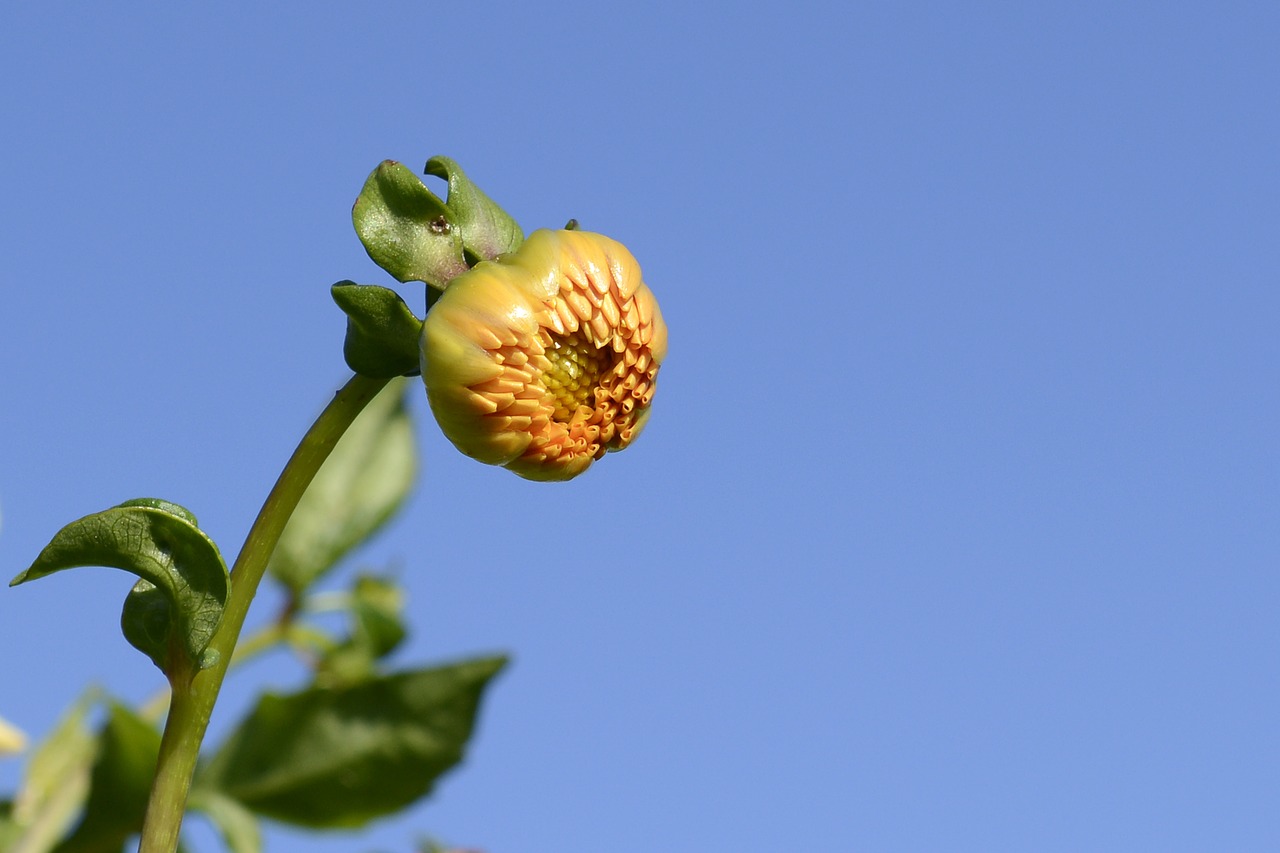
[420,229,667,481]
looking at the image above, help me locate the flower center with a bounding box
[542,331,612,422]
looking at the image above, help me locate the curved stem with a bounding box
[138,373,392,853]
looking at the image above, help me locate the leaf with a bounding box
[11,500,229,676]
[331,281,424,378]
[9,694,96,853]
[348,574,407,659]
[199,657,507,828]
[187,787,261,853]
[52,703,160,853]
[267,379,417,594]
[423,156,524,263]
[119,579,176,673]
[313,574,409,688]
[353,160,468,289]
[0,803,22,853]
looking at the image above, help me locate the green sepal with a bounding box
[51,703,160,853]
[424,156,524,264]
[352,160,468,289]
[198,657,507,829]
[12,500,229,678]
[352,158,524,289]
[331,282,424,378]
[267,379,417,594]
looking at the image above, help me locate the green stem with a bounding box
[137,616,315,724]
[137,373,392,853]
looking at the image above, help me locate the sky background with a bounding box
[2,2,1278,851]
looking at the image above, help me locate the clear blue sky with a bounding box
[3,2,1278,851]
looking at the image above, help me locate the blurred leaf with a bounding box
[331,282,424,378]
[52,703,160,853]
[187,787,261,853]
[281,622,340,658]
[311,642,378,689]
[314,575,409,688]
[349,575,407,658]
[1,803,21,853]
[199,657,507,828]
[9,695,96,853]
[424,156,523,263]
[11,500,228,676]
[267,379,417,593]
[353,160,467,289]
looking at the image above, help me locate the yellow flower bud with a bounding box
[420,229,667,481]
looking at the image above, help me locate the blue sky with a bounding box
[2,2,1278,851]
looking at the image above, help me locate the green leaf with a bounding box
[349,574,407,659]
[424,156,524,263]
[52,703,160,853]
[331,282,424,378]
[120,579,174,673]
[268,380,417,594]
[0,804,21,853]
[199,657,507,828]
[187,787,261,853]
[310,642,377,689]
[116,498,199,526]
[8,694,96,853]
[353,160,468,289]
[314,574,409,688]
[11,501,229,676]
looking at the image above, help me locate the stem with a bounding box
[138,614,308,724]
[137,373,392,853]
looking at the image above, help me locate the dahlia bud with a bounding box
[420,229,667,481]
